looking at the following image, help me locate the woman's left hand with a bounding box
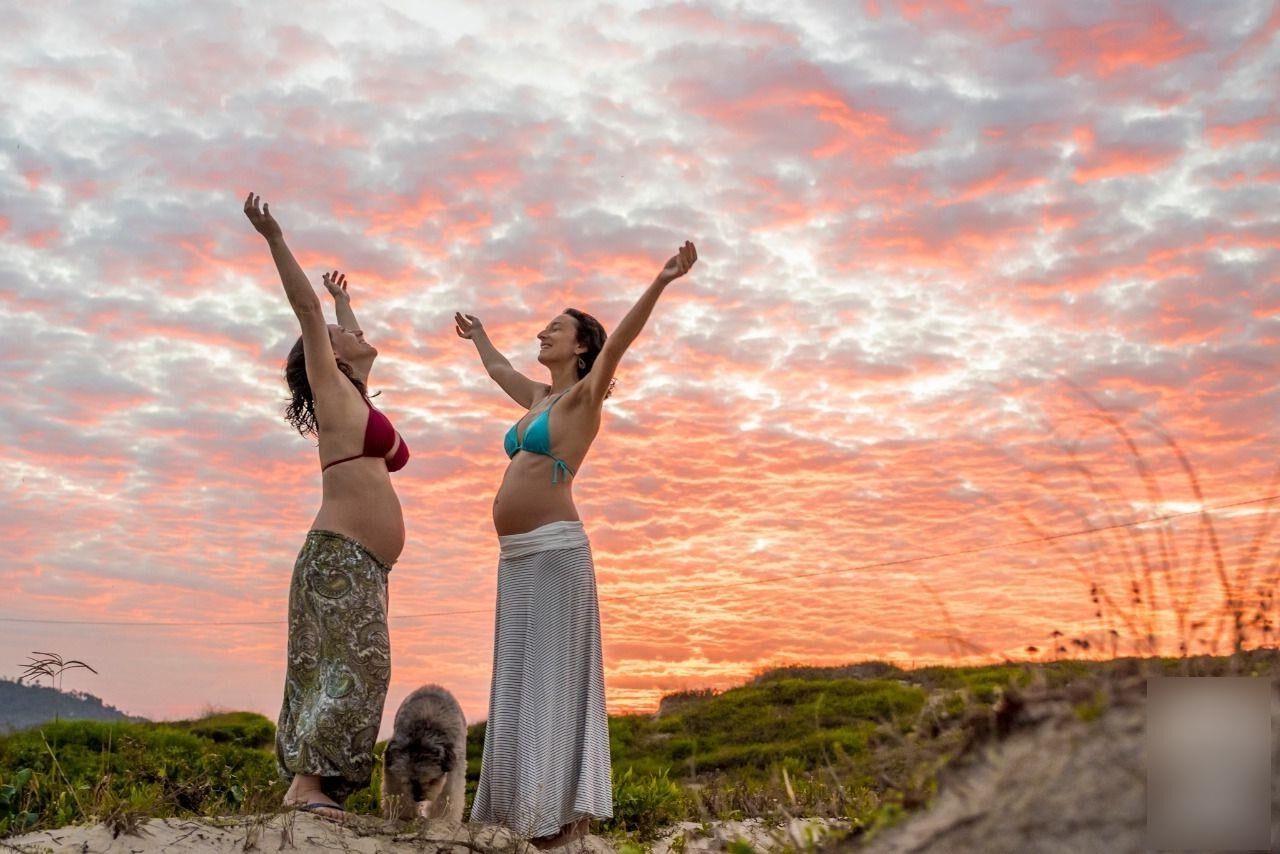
[657,241,698,284]
[321,270,349,301]
[243,192,283,241]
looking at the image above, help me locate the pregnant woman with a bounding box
[243,193,409,821]
[458,241,697,848]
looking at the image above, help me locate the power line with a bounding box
[0,608,494,628]
[2,492,1276,628]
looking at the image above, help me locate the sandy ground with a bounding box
[5,814,572,854]
[3,814,851,853]
[645,818,850,852]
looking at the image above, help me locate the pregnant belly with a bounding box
[314,466,405,565]
[492,455,578,536]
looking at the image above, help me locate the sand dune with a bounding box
[4,813,850,853]
[7,813,568,854]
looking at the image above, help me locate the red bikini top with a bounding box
[321,397,410,473]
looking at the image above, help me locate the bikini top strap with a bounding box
[545,390,573,483]
[550,458,575,484]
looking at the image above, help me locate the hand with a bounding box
[657,240,698,284]
[243,192,282,240]
[454,312,485,340]
[322,270,349,301]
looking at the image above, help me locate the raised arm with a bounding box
[455,312,546,408]
[321,270,361,332]
[584,241,697,404]
[242,193,343,390]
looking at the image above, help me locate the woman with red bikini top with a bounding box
[243,192,409,821]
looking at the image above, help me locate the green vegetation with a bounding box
[597,665,1025,841]
[609,767,685,837]
[0,662,1009,841]
[4,653,1268,843]
[0,715,282,836]
[170,712,275,749]
[610,677,922,779]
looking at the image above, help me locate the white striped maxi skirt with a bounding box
[470,520,614,837]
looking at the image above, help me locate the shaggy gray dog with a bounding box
[381,684,467,821]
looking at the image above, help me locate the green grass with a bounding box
[168,712,275,749]
[0,664,981,840]
[4,652,1269,843]
[613,678,923,779]
[0,715,282,835]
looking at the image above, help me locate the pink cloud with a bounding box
[21,166,47,191]
[636,3,799,46]
[670,63,919,166]
[1072,145,1182,183]
[895,0,1031,44]
[1041,5,1206,78]
[1207,114,1280,148]
[1205,167,1280,189]
[24,227,60,249]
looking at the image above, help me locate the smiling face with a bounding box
[328,324,376,363]
[536,313,585,367]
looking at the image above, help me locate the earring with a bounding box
[577,357,586,370]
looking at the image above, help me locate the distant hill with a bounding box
[0,678,143,733]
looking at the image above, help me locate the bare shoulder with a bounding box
[558,379,604,415]
[312,379,368,433]
[522,383,553,411]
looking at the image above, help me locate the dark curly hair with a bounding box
[283,334,368,438]
[563,307,614,399]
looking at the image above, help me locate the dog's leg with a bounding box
[421,776,448,819]
[428,769,466,821]
[382,771,418,822]
[436,728,468,822]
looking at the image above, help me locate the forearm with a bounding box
[265,236,322,316]
[610,276,670,353]
[333,297,360,330]
[471,331,512,375]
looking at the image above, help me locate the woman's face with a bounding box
[536,314,584,366]
[328,324,376,362]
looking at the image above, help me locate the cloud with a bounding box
[0,0,1276,729]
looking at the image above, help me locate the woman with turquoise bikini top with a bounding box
[460,239,701,850]
[455,239,698,539]
[456,240,698,850]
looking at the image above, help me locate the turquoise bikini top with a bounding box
[504,391,576,483]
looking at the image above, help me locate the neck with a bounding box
[346,356,374,386]
[549,362,579,393]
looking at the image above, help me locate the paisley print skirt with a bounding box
[274,530,392,802]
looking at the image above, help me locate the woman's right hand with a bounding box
[243,192,282,241]
[657,240,697,285]
[455,312,485,340]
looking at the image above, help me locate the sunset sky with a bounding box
[3,1,1279,734]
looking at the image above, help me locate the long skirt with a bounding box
[470,520,614,837]
[275,529,392,802]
